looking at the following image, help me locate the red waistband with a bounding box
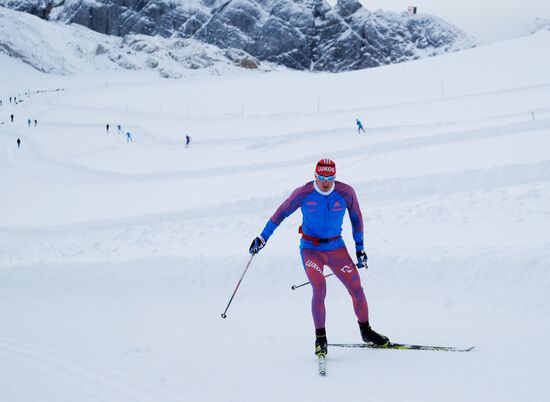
[298,226,341,246]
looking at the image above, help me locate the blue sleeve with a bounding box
[353,232,364,252]
[340,185,364,251]
[260,219,279,242]
[260,183,311,242]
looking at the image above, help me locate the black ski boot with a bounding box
[359,321,389,346]
[315,328,328,356]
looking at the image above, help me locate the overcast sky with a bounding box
[327,0,550,43]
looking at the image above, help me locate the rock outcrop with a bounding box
[0,0,476,72]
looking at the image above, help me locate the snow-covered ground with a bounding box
[1,30,550,402]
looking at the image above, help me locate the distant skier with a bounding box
[9,97,12,103]
[117,124,123,134]
[249,159,389,357]
[106,123,110,133]
[10,114,14,123]
[17,138,21,148]
[27,118,31,127]
[356,118,366,134]
[126,131,133,143]
[34,119,37,127]
[185,135,192,149]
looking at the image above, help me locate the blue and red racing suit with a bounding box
[260,181,369,329]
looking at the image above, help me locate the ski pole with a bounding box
[290,263,366,290]
[221,253,255,318]
[291,273,334,290]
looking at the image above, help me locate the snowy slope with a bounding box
[1,31,550,402]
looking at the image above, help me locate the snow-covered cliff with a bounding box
[0,0,475,72]
[0,6,270,77]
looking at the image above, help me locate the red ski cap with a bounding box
[315,158,336,177]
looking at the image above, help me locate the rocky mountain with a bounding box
[0,0,475,72]
[0,6,270,77]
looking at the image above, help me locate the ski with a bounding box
[317,354,326,376]
[329,342,474,352]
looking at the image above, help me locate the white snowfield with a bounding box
[1,29,550,402]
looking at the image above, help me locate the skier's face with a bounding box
[315,175,335,192]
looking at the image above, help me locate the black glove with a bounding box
[249,236,266,255]
[356,250,368,269]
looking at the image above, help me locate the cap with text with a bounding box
[315,158,336,177]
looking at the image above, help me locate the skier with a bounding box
[249,159,389,357]
[106,123,109,133]
[126,131,133,143]
[185,135,192,149]
[27,118,31,127]
[17,138,21,148]
[117,124,123,134]
[34,119,37,127]
[356,118,366,134]
[10,114,14,123]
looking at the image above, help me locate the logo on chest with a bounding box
[306,201,317,212]
[304,200,344,213]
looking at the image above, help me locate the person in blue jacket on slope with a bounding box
[249,158,389,356]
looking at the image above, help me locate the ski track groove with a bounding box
[0,337,182,402]
[2,156,549,233]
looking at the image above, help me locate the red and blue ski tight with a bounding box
[300,247,369,329]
